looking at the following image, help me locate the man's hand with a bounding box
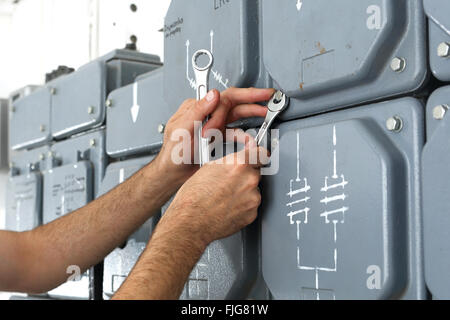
[161,146,266,247]
[154,87,274,188]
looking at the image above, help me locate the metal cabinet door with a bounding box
[9,87,52,151]
[261,97,425,300]
[424,0,450,81]
[422,86,450,299]
[43,161,93,224]
[5,173,42,232]
[262,0,427,120]
[164,0,264,109]
[107,68,172,157]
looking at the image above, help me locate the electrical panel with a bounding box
[262,0,427,120]
[422,86,450,300]
[261,98,425,300]
[107,68,173,157]
[424,0,450,81]
[43,129,106,224]
[3,0,450,301]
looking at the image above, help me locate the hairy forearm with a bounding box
[112,210,206,300]
[2,157,184,294]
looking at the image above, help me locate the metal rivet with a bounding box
[433,104,449,120]
[391,57,406,73]
[40,125,46,132]
[90,139,96,147]
[106,99,113,107]
[88,106,95,114]
[50,87,57,95]
[437,42,450,58]
[158,124,166,134]
[386,116,403,132]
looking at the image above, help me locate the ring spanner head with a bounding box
[192,50,214,101]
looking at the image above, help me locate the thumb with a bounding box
[193,89,220,122]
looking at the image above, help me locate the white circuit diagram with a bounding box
[185,30,230,91]
[286,126,349,300]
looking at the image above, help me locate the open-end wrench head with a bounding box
[268,90,289,113]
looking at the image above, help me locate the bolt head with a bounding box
[433,104,449,120]
[90,139,96,147]
[40,125,46,132]
[158,124,166,134]
[39,154,45,161]
[88,106,95,114]
[391,57,406,72]
[50,87,57,95]
[386,116,403,132]
[48,151,54,158]
[437,42,450,58]
[106,100,113,107]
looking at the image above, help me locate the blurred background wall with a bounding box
[0,0,171,229]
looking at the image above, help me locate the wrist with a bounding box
[162,205,211,252]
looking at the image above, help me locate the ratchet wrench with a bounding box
[192,49,214,166]
[254,90,290,146]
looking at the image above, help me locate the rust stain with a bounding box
[316,41,326,55]
[299,82,304,90]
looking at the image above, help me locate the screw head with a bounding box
[158,124,166,134]
[90,139,96,147]
[88,106,95,114]
[106,99,113,107]
[391,57,406,72]
[386,116,403,132]
[40,125,46,132]
[437,42,450,58]
[433,104,449,120]
[50,87,57,95]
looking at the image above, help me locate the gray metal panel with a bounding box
[99,156,158,299]
[424,0,450,81]
[107,68,172,157]
[262,0,428,120]
[9,87,52,150]
[42,161,93,225]
[48,129,106,198]
[10,145,50,175]
[50,61,107,139]
[164,0,262,109]
[51,50,162,139]
[261,97,425,300]
[5,173,42,232]
[422,86,450,299]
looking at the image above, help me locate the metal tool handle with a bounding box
[192,49,214,166]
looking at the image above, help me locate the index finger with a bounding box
[221,87,276,106]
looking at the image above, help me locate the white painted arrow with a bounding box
[296,0,303,11]
[131,82,140,123]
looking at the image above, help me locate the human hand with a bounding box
[153,87,275,187]
[159,146,268,248]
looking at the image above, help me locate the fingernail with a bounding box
[206,90,215,102]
